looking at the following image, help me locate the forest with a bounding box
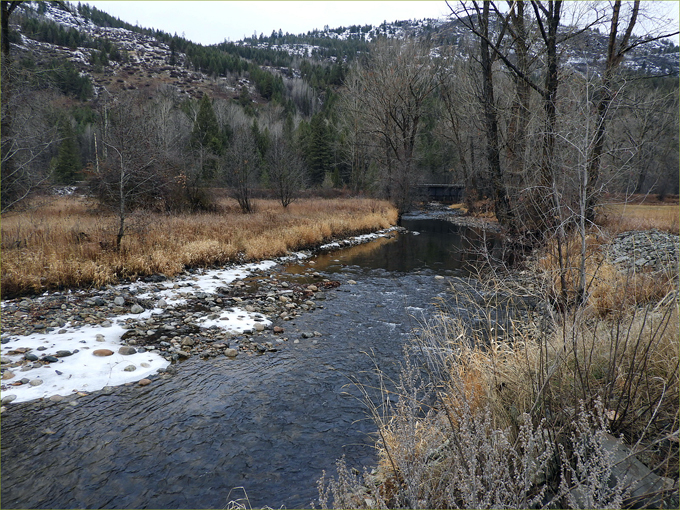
[1,1,678,235]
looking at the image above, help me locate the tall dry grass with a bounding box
[1,196,398,298]
[600,203,679,235]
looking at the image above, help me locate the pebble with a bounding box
[118,346,137,355]
[138,378,151,386]
[93,349,114,357]
[224,348,238,357]
[123,365,136,372]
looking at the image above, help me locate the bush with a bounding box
[319,242,679,508]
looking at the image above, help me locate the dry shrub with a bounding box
[537,230,676,317]
[319,275,679,508]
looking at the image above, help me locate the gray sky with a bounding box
[85,1,679,46]
[86,1,452,45]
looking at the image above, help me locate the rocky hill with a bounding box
[11,1,255,102]
[9,1,679,106]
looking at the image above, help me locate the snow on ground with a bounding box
[1,260,278,404]
[1,314,169,403]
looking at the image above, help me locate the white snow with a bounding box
[1,260,278,404]
[0,317,169,403]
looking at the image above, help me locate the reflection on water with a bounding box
[1,220,497,509]
[293,218,499,275]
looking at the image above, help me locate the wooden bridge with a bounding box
[418,184,466,203]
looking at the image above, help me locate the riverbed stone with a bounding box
[2,395,17,404]
[123,365,136,372]
[93,349,114,357]
[118,346,137,355]
[138,378,151,386]
[29,379,43,386]
[130,304,144,314]
[113,296,125,306]
[224,348,238,357]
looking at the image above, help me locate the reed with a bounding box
[1,196,398,298]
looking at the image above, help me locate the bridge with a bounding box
[418,184,466,203]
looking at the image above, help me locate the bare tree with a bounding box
[344,38,439,215]
[93,92,160,249]
[584,0,679,220]
[224,124,259,213]
[267,129,306,208]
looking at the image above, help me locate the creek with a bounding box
[1,217,498,509]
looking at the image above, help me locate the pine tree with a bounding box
[54,121,81,184]
[190,95,223,179]
[304,113,333,185]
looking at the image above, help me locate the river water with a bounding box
[1,218,495,509]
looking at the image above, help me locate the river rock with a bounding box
[273,326,284,334]
[2,371,15,380]
[130,304,144,314]
[138,378,151,386]
[93,349,114,357]
[118,346,137,355]
[2,395,17,404]
[24,353,39,361]
[113,296,125,306]
[224,348,238,357]
[253,323,265,331]
[55,350,73,357]
[123,365,136,372]
[29,379,43,386]
[42,356,59,363]
[95,334,106,342]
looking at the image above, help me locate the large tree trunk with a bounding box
[585,0,639,223]
[480,1,514,231]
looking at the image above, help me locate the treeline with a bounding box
[3,1,678,228]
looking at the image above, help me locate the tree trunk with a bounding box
[480,1,514,231]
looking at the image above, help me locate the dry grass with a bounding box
[600,203,679,235]
[536,230,677,317]
[1,195,398,298]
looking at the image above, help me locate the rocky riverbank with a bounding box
[0,228,401,405]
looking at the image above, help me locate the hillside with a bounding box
[10,1,679,106]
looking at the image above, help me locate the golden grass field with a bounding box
[601,202,679,234]
[1,196,398,299]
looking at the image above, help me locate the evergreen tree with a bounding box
[301,113,333,186]
[54,120,81,184]
[190,94,223,179]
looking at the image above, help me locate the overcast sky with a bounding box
[86,1,452,45]
[85,1,679,46]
